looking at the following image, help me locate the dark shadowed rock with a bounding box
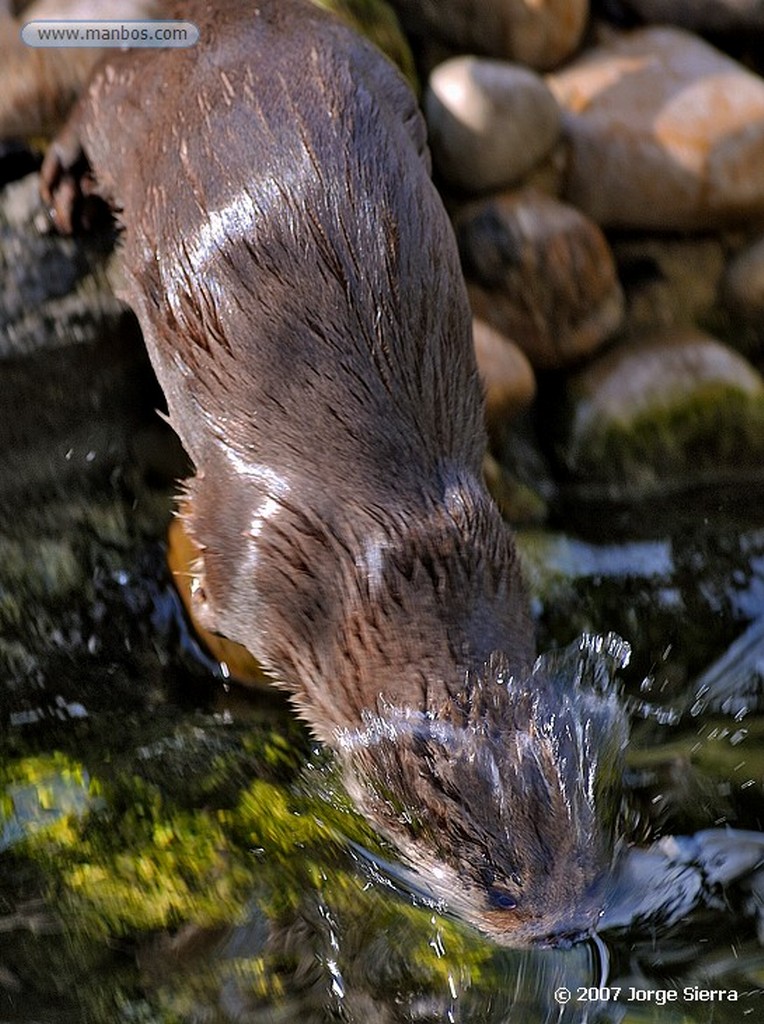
[455,189,623,369]
[388,0,589,70]
[620,0,764,33]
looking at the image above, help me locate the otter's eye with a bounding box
[190,574,207,603]
[488,887,517,911]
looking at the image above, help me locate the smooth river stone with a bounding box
[425,57,561,193]
[472,317,536,432]
[548,27,764,230]
[722,235,764,321]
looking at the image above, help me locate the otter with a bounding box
[40,0,627,946]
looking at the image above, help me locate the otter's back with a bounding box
[81,0,484,503]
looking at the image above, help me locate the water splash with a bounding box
[689,616,764,719]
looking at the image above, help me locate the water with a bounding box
[2,448,764,1020]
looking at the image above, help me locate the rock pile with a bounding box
[404,0,764,501]
[4,0,764,506]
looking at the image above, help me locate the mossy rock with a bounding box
[558,329,764,498]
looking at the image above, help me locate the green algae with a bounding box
[0,753,93,852]
[0,720,507,1022]
[563,383,764,495]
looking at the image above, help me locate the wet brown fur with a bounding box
[40,0,626,945]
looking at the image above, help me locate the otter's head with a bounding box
[338,637,629,947]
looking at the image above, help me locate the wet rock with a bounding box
[601,829,764,935]
[0,173,124,359]
[424,57,560,193]
[455,189,623,369]
[560,328,764,494]
[472,318,536,431]
[0,172,180,502]
[484,452,547,525]
[388,0,589,71]
[689,617,764,718]
[620,0,764,33]
[548,27,764,230]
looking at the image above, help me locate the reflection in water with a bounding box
[689,614,764,718]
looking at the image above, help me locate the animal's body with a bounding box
[41,0,626,945]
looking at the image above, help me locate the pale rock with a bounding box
[425,57,561,194]
[561,328,764,492]
[472,318,536,431]
[548,27,764,230]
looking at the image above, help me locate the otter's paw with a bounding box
[40,127,103,234]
